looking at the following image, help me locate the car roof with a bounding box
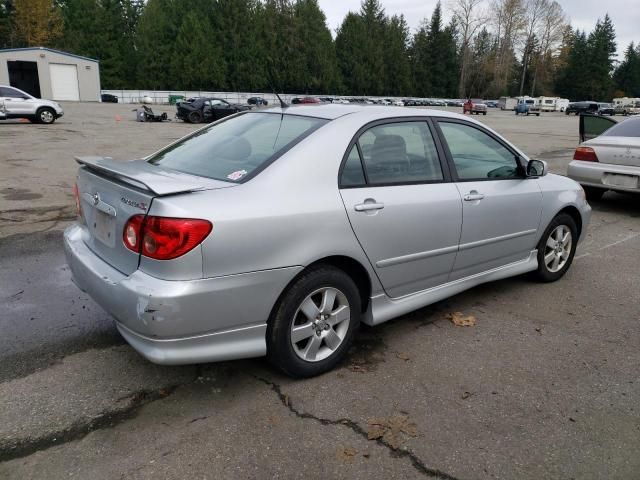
[259,103,468,121]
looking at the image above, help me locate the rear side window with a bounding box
[356,122,443,185]
[149,112,327,182]
[341,146,366,187]
[0,87,22,98]
[602,118,640,137]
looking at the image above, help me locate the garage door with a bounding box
[50,63,80,101]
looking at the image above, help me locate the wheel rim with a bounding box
[40,110,53,123]
[544,225,572,273]
[290,287,350,362]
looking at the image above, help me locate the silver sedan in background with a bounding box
[568,115,640,200]
[64,105,591,377]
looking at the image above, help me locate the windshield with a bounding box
[149,112,328,182]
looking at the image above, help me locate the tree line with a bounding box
[0,0,637,101]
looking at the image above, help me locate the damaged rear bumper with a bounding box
[63,224,302,365]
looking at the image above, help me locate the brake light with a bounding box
[123,215,212,260]
[573,147,599,162]
[72,183,82,217]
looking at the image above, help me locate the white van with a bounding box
[499,96,517,110]
[555,98,569,112]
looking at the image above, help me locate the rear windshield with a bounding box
[149,112,328,182]
[602,118,640,138]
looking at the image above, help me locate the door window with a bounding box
[341,145,366,187]
[439,122,519,180]
[356,122,443,185]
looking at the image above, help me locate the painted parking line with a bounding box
[575,231,640,259]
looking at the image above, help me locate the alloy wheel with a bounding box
[40,110,54,123]
[290,287,350,362]
[544,225,572,273]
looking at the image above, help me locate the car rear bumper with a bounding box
[63,224,302,365]
[568,161,640,193]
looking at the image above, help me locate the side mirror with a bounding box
[527,159,547,177]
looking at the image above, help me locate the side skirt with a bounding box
[364,250,538,326]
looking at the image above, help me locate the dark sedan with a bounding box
[177,97,250,123]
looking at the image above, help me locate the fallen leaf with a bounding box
[349,364,368,373]
[461,391,473,400]
[396,352,410,361]
[336,446,358,462]
[445,311,476,327]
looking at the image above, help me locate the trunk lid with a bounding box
[75,156,234,275]
[585,137,640,167]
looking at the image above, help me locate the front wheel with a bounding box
[267,266,361,378]
[37,108,56,124]
[532,213,578,282]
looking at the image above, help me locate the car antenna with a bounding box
[266,63,289,109]
[274,91,289,109]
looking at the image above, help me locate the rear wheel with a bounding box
[37,107,56,124]
[187,110,203,123]
[267,266,360,378]
[532,213,578,282]
[583,186,605,201]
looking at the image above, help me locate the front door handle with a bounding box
[463,191,485,202]
[354,199,385,212]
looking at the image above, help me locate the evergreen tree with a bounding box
[409,21,432,97]
[172,9,224,90]
[0,0,15,48]
[335,12,368,95]
[586,14,616,100]
[614,42,640,97]
[12,0,63,47]
[292,0,339,93]
[383,14,411,96]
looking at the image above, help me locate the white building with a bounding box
[0,47,100,101]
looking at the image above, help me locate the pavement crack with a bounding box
[254,375,462,480]
[0,385,182,463]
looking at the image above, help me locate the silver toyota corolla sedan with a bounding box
[64,105,591,377]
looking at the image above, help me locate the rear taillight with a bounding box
[123,215,212,260]
[573,147,599,162]
[72,183,82,217]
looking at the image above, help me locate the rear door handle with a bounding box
[463,191,485,202]
[354,201,385,212]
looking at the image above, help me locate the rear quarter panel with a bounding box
[147,114,384,295]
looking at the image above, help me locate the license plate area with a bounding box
[603,173,639,189]
[91,209,116,247]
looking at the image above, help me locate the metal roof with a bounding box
[0,47,99,63]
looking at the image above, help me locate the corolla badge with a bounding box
[121,196,148,211]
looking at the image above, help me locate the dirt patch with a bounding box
[0,188,43,201]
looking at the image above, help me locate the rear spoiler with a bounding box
[75,156,233,196]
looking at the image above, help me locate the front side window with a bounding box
[356,122,443,185]
[149,112,327,182]
[439,122,519,180]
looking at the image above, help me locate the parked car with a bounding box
[485,100,499,108]
[614,100,640,116]
[515,98,541,116]
[296,97,321,104]
[0,85,64,124]
[463,99,487,115]
[597,103,615,116]
[176,97,250,123]
[568,114,640,200]
[565,101,598,116]
[247,96,268,106]
[65,104,590,377]
[101,93,119,103]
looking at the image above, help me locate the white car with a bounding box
[568,115,640,200]
[0,85,64,124]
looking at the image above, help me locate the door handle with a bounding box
[463,191,485,202]
[354,200,385,212]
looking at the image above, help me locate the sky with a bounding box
[319,0,638,60]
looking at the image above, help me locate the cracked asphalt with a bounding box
[1,104,639,479]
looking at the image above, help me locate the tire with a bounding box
[187,110,203,123]
[37,107,56,124]
[532,213,578,283]
[583,186,605,201]
[536,113,540,116]
[267,265,361,378]
[483,112,487,115]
